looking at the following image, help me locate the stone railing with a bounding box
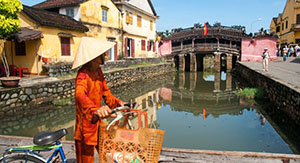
[42,58,163,77]
[102,58,163,71]
[0,63,174,116]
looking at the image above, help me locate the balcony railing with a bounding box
[291,23,300,31]
[172,43,240,52]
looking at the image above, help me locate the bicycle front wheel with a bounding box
[0,153,45,163]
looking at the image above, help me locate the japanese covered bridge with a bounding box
[169,26,245,72]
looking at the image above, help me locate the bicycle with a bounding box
[0,103,137,163]
[0,129,68,163]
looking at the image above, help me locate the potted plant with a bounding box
[0,0,23,87]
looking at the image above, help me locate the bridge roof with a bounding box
[170,26,246,41]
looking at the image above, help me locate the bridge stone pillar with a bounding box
[214,72,221,93]
[190,53,197,72]
[226,73,232,91]
[180,41,183,50]
[179,54,185,72]
[189,72,197,91]
[179,72,185,90]
[227,54,233,72]
[214,52,221,72]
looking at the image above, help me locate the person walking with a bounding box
[276,46,280,57]
[283,45,288,61]
[262,48,270,72]
[72,37,126,163]
[295,44,300,57]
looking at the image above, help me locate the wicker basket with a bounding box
[99,110,164,163]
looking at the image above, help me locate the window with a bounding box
[149,41,153,51]
[282,23,284,30]
[60,37,70,56]
[296,39,300,44]
[137,15,142,27]
[276,26,280,33]
[297,14,300,24]
[150,20,153,30]
[141,40,146,50]
[126,11,133,25]
[15,41,26,56]
[286,20,288,29]
[102,8,108,22]
[66,8,74,18]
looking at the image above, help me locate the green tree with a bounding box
[0,0,22,39]
[164,30,170,37]
[0,0,22,77]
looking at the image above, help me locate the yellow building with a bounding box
[34,0,123,61]
[112,0,159,58]
[3,5,88,75]
[270,0,300,45]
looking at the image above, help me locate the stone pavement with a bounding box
[240,57,300,90]
[18,75,70,87]
[1,135,300,163]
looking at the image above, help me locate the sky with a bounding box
[21,0,286,34]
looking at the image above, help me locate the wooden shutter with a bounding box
[147,40,150,51]
[153,41,156,52]
[150,20,153,30]
[137,16,142,27]
[114,42,118,61]
[130,13,133,25]
[126,12,130,24]
[131,39,135,57]
[141,40,145,51]
[61,37,70,56]
[125,37,128,57]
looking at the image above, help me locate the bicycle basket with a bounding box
[99,110,164,163]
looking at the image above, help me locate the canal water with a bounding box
[0,71,299,154]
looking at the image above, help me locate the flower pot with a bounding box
[0,77,20,87]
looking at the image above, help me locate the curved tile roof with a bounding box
[33,0,87,9]
[22,5,89,32]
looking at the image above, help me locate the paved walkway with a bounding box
[1,135,300,163]
[240,57,300,90]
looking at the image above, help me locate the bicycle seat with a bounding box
[33,129,68,146]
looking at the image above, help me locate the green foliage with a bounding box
[128,62,153,68]
[53,97,73,106]
[236,88,265,99]
[0,0,22,39]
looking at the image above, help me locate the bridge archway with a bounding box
[184,53,191,72]
[174,55,179,70]
[196,54,204,71]
[220,53,227,71]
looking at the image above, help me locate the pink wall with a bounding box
[158,40,172,57]
[241,37,277,62]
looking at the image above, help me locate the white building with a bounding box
[113,0,159,58]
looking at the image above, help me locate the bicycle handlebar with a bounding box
[91,102,138,124]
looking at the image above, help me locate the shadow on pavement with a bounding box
[67,159,76,163]
[290,58,300,63]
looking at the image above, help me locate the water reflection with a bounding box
[0,71,299,154]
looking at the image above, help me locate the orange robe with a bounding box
[74,66,121,145]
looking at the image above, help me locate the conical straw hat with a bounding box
[72,37,116,69]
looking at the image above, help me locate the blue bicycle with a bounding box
[0,129,68,163]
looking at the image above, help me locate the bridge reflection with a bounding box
[0,72,242,139]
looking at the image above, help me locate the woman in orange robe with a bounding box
[72,37,124,162]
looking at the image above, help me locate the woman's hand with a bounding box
[95,105,112,118]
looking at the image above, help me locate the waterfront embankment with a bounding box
[0,63,173,116]
[234,58,300,127]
